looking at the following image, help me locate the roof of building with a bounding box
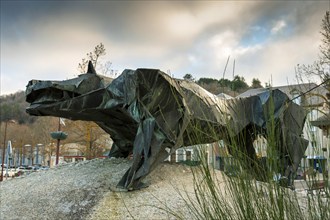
[238,83,328,107]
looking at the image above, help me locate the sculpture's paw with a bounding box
[110,185,129,192]
[128,181,149,191]
[113,181,149,192]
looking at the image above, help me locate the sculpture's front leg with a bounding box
[116,117,170,190]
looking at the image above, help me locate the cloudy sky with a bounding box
[1,1,329,95]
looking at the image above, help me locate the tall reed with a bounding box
[165,89,329,220]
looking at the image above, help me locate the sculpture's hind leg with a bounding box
[226,124,268,181]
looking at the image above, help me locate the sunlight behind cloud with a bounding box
[209,31,263,63]
[165,12,202,39]
[271,20,287,34]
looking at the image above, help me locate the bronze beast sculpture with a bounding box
[26,61,308,190]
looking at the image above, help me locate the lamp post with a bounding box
[50,118,67,165]
[1,120,16,182]
[5,140,13,179]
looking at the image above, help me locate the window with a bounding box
[292,92,301,105]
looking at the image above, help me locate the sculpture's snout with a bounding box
[27,79,42,87]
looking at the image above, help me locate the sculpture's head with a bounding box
[26,61,112,116]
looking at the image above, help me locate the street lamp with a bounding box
[50,118,67,165]
[1,120,16,182]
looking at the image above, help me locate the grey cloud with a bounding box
[1,1,329,95]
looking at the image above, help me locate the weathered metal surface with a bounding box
[26,61,308,190]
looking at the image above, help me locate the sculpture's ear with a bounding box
[87,61,97,74]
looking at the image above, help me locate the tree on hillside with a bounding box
[232,75,249,92]
[197,78,222,94]
[251,78,263,88]
[0,91,34,124]
[183,73,195,82]
[219,78,232,88]
[196,75,253,95]
[197,78,218,84]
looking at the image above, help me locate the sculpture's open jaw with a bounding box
[25,80,81,115]
[26,88,80,105]
[25,61,109,116]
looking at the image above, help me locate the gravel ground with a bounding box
[1,158,328,220]
[0,158,200,220]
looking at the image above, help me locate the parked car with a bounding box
[40,166,49,171]
[0,164,8,168]
[16,166,33,175]
[3,168,17,177]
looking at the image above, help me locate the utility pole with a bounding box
[1,122,8,182]
[55,118,61,165]
[1,120,16,182]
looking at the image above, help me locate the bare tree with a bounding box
[320,11,330,65]
[296,11,330,91]
[64,120,110,159]
[2,122,32,166]
[78,43,107,74]
[30,117,62,164]
[77,58,89,74]
[183,73,195,82]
